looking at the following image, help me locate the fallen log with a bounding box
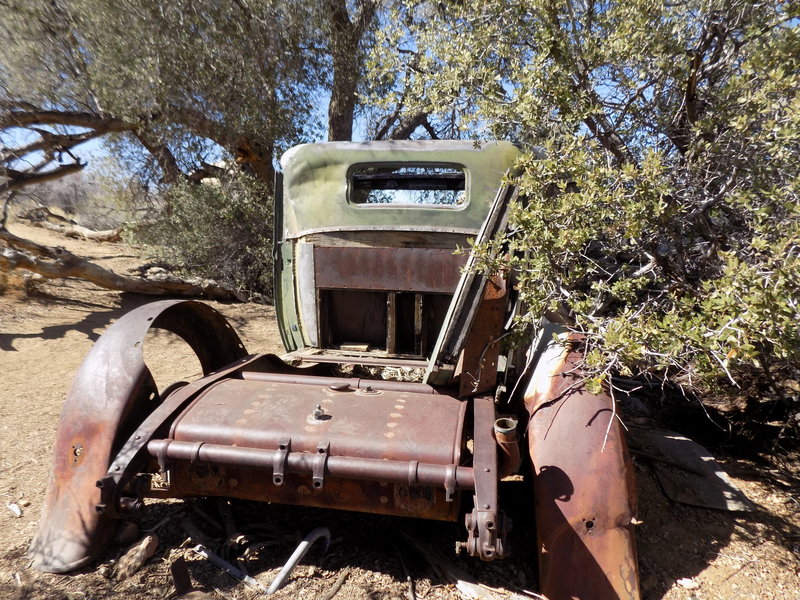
[0,226,243,301]
[20,206,122,242]
[33,220,122,242]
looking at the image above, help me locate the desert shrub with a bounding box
[136,172,273,299]
[374,0,800,447]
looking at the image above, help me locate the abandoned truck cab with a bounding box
[31,141,640,600]
[274,140,520,358]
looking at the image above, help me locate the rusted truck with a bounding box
[31,141,640,599]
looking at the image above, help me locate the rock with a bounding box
[115,534,159,581]
[677,577,700,590]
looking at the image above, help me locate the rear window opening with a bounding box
[349,164,467,206]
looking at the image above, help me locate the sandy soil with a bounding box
[1,222,798,600]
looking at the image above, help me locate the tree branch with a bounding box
[1,129,105,163]
[0,162,86,195]
[0,109,131,132]
[132,131,183,185]
[187,161,227,183]
[387,112,430,140]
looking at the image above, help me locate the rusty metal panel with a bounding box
[287,348,430,369]
[154,463,461,522]
[458,275,508,397]
[29,300,248,573]
[147,440,475,490]
[320,289,387,348]
[523,327,640,600]
[169,379,466,466]
[314,246,467,293]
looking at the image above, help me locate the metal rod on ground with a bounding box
[191,545,267,593]
[266,527,331,594]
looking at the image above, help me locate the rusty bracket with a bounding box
[460,395,510,561]
[154,438,172,491]
[444,464,457,502]
[273,438,291,486]
[312,442,330,489]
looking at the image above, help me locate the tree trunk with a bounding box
[328,56,358,141]
[326,0,376,142]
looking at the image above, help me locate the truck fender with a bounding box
[29,300,247,573]
[524,323,640,600]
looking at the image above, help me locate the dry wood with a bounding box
[0,226,242,300]
[318,568,349,600]
[20,207,123,242]
[36,220,123,242]
[115,534,158,581]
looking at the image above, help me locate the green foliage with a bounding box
[0,0,328,155]
[372,0,800,441]
[136,173,274,298]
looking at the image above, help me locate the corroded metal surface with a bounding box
[240,371,439,394]
[314,246,467,293]
[157,461,462,521]
[523,327,640,600]
[145,439,471,521]
[426,184,518,385]
[458,275,508,397]
[168,378,466,465]
[29,300,248,573]
[461,395,510,560]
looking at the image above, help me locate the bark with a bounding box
[28,220,122,242]
[0,109,131,132]
[0,163,87,195]
[0,227,242,301]
[235,137,274,189]
[0,129,104,163]
[388,113,435,140]
[326,0,376,141]
[2,106,273,189]
[133,131,183,185]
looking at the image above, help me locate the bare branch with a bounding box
[0,162,86,195]
[1,129,104,163]
[132,131,183,185]
[0,109,131,132]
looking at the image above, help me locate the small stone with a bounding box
[677,577,700,590]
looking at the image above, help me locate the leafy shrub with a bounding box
[375,0,800,447]
[135,172,274,299]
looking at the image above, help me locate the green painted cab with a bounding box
[274,140,520,358]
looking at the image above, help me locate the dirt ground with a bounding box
[1,222,798,600]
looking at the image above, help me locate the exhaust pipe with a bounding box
[494,416,521,478]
